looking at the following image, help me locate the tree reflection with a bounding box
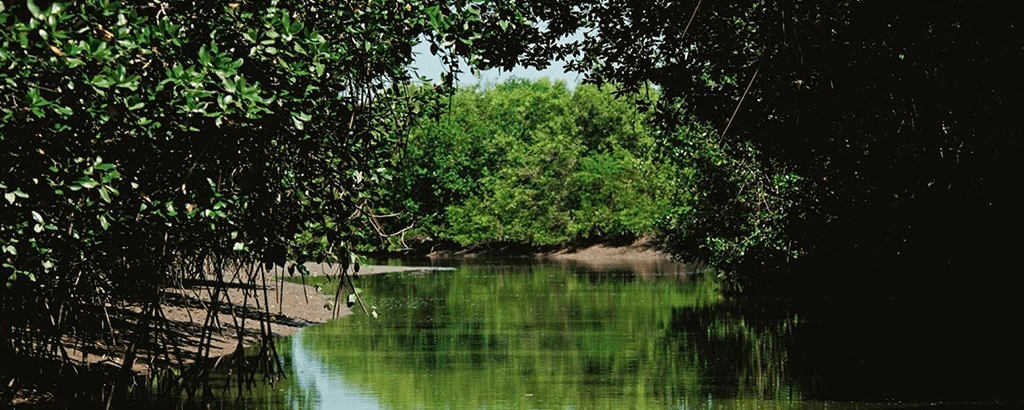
[294,263,804,409]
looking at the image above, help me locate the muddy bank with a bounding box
[405,236,695,276]
[134,264,436,368]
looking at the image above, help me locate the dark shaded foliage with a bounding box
[508,1,1023,295]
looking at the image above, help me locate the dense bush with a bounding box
[382,79,680,246]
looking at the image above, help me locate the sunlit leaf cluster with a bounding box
[379,79,679,246]
[0,0,548,394]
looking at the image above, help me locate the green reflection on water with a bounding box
[284,262,803,410]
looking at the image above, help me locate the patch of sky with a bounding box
[408,31,584,88]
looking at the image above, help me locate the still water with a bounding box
[207,259,1021,409]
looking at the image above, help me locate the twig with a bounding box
[681,0,703,41]
[721,64,761,140]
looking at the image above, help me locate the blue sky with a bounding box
[407,38,583,87]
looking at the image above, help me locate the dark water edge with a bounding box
[710,297,1021,404]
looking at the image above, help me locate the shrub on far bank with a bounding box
[381,79,682,247]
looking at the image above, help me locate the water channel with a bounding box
[195,258,1020,409]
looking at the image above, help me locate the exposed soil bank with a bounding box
[124,264,436,368]
[389,235,671,258]
[388,236,694,276]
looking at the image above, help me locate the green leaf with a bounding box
[222,76,237,93]
[233,242,245,251]
[31,211,43,223]
[99,187,111,203]
[199,44,210,65]
[426,6,442,29]
[53,105,73,116]
[26,0,42,19]
[4,192,14,204]
[92,75,114,88]
[76,178,99,189]
[102,171,120,184]
[98,214,109,230]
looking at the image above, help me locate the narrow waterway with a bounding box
[192,259,1020,409]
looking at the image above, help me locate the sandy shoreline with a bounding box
[155,264,437,366]
[32,265,432,376]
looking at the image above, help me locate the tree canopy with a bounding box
[0,0,547,402]
[379,79,678,247]
[506,1,1024,292]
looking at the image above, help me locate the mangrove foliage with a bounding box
[379,79,680,247]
